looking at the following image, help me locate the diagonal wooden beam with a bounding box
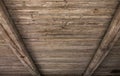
[83,4,120,76]
[0,1,41,76]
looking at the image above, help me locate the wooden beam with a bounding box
[0,1,41,76]
[83,4,120,76]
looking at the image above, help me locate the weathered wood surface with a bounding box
[0,45,31,75]
[94,38,120,76]
[1,0,120,76]
[0,1,41,76]
[83,4,120,76]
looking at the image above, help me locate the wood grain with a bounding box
[83,4,120,76]
[0,1,41,76]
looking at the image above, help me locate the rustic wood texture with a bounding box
[0,0,41,76]
[83,4,120,76]
[0,0,120,76]
[0,30,30,75]
[93,38,120,76]
[0,36,31,76]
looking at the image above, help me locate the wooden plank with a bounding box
[0,1,41,76]
[83,4,120,76]
[9,8,114,16]
[4,1,118,9]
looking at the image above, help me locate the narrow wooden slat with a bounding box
[83,4,120,76]
[0,1,41,76]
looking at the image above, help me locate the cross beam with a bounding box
[83,4,120,76]
[0,1,41,76]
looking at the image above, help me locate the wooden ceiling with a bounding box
[0,0,120,76]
